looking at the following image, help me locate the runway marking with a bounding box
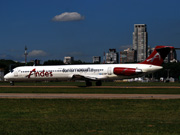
[0,93,180,99]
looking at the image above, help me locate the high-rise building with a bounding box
[93,56,101,63]
[120,48,135,63]
[164,49,177,63]
[169,49,177,63]
[147,46,152,57]
[120,51,127,63]
[106,49,119,64]
[133,24,148,62]
[64,56,74,64]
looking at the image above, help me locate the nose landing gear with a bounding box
[10,81,14,86]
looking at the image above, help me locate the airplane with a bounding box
[4,46,175,86]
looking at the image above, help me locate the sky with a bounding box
[0,0,180,63]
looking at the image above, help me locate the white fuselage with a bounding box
[4,64,162,81]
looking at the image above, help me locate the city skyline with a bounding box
[0,0,180,62]
[133,24,148,62]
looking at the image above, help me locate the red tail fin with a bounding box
[140,46,174,66]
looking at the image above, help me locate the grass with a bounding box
[1,82,180,134]
[0,87,180,94]
[0,99,180,135]
[1,81,180,94]
[1,87,180,94]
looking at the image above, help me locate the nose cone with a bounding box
[4,73,12,81]
[4,74,8,80]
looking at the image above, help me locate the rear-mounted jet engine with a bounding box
[113,67,142,76]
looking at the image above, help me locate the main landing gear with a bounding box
[85,80,102,86]
[86,80,92,86]
[96,81,102,86]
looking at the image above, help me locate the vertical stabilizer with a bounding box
[140,46,174,66]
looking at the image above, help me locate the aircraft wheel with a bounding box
[96,81,102,86]
[10,81,14,86]
[86,81,92,86]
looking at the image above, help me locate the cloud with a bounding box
[0,54,16,60]
[52,12,85,22]
[0,54,8,59]
[0,53,23,62]
[28,50,48,57]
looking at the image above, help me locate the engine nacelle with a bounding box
[113,67,142,76]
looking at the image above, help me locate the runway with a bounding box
[0,93,180,99]
[1,85,180,88]
[1,85,180,99]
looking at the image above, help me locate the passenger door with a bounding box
[107,67,112,75]
[14,70,18,77]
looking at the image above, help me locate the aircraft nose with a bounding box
[4,74,8,80]
[4,73,11,80]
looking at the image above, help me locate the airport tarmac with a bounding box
[1,85,180,88]
[1,85,180,99]
[0,93,180,99]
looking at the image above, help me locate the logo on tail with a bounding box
[140,46,174,66]
[145,52,161,62]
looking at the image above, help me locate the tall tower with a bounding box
[133,24,148,62]
[24,46,28,64]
